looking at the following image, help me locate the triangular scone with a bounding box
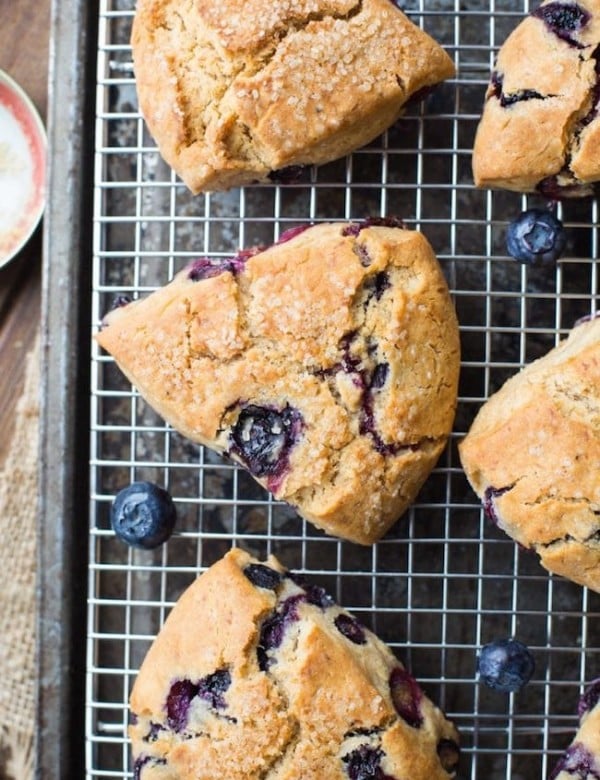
[131,0,455,193]
[473,0,600,198]
[459,314,600,592]
[96,221,460,545]
[129,548,460,779]
[549,679,600,779]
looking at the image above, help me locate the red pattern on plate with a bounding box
[0,73,46,265]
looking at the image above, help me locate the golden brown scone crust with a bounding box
[472,0,600,197]
[131,0,455,193]
[96,221,460,545]
[459,315,600,592]
[550,679,600,778]
[129,547,460,779]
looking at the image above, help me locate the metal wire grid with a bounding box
[87,0,599,778]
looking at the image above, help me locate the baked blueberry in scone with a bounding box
[129,547,460,779]
[95,220,460,545]
[473,0,600,198]
[459,313,600,592]
[130,0,455,193]
[549,679,600,779]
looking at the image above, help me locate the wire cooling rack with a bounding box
[88,1,600,778]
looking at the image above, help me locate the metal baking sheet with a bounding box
[43,0,600,777]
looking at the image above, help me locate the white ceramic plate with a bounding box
[0,69,46,268]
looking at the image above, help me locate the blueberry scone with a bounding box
[96,220,460,545]
[549,678,600,779]
[473,0,600,198]
[459,313,600,592]
[129,547,460,779]
[131,0,455,193]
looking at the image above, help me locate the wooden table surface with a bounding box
[0,0,51,464]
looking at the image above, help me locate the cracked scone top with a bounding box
[549,678,600,779]
[96,220,460,545]
[130,0,455,193]
[129,547,460,779]
[459,314,600,592]
[472,0,600,198]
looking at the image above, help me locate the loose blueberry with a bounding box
[389,667,424,728]
[437,738,461,773]
[335,613,367,645]
[549,742,600,780]
[342,745,395,780]
[243,563,282,590]
[110,482,176,550]
[229,404,303,480]
[578,678,600,720]
[506,208,567,264]
[477,638,535,692]
[532,1,590,48]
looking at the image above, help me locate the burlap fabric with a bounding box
[0,334,39,779]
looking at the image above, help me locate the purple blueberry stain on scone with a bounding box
[370,363,389,390]
[166,669,231,731]
[482,485,513,527]
[353,242,373,267]
[389,667,424,729]
[549,743,600,779]
[532,1,590,48]
[275,224,311,244]
[342,744,396,780]
[335,613,368,645]
[303,582,336,609]
[133,755,167,780]
[364,272,391,303]
[578,678,600,719]
[229,404,304,491]
[142,721,163,743]
[490,71,550,108]
[341,216,406,237]
[187,252,253,281]
[166,679,199,732]
[257,594,305,671]
[243,563,283,590]
[197,668,232,710]
[537,174,596,199]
